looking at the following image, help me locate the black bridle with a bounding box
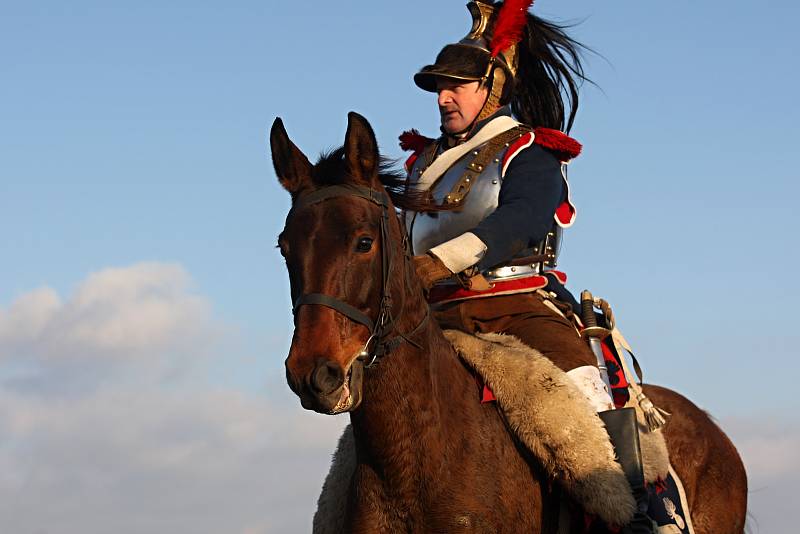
[290,184,428,367]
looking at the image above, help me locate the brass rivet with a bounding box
[465,178,470,182]
[494,158,500,163]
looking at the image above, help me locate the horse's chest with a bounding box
[350,478,531,534]
[348,475,498,533]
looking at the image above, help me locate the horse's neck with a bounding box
[349,305,464,498]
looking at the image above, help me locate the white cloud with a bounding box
[0,262,348,534]
[724,418,800,478]
[0,262,214,363]
[0,262,223,396]
[723,417,800,534]
[0,286,62,342]
[0,386,347,534]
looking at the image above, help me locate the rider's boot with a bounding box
[599,407,657,534]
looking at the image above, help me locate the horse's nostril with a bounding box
[310,360,345,395]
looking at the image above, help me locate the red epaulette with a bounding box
[532,127,582,161]
[399,129,435,172]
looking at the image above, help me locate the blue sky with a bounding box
[1,1,798,532]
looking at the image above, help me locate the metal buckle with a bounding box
[357,334,379,368]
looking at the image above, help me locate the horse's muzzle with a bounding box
[287,356,364,415]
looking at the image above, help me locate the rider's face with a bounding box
[436,79,488,135]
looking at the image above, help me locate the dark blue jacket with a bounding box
[465,110,565,271]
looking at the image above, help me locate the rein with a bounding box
[290,184,429,367]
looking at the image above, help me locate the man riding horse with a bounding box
[403,1,655,532]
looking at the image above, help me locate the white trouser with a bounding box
[566,365,614,412]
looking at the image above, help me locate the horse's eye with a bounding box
[356,236,374,253]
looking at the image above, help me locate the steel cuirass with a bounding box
[406,144,503,257]
[405,139,563,279]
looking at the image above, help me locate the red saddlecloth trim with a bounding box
[600,340,630,409]
[474,374,498,403]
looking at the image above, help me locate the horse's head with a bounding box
[271,112,415,414]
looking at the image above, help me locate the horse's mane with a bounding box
[313,147,427,211]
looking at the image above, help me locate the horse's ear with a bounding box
[270,117,313,194]
[343,112,379,185]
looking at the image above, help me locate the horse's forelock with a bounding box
[311,146,406,192]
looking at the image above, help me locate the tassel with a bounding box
[636,392,670,432]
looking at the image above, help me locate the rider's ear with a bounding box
[343,111,379,185]
[271,117,313,194]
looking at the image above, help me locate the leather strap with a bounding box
[442,126,531,207]
[293,293,374,332]
[295,184,389,210]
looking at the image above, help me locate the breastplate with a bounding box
[406,143,503,256]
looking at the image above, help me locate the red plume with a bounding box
[490,0,534,57]
[399,129,434,153]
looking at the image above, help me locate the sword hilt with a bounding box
[580,290,597,328]
[580,290,610,340]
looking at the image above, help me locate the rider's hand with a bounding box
[412,254,453,291]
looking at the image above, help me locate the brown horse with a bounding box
[271,112,747,533]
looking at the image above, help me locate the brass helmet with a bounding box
[414,1,532,122]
